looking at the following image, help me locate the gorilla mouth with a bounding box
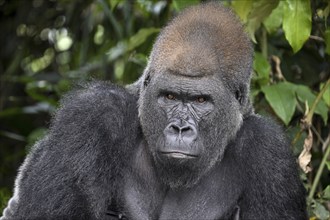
[160,151,198,159]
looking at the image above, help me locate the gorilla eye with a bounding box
[166,94,176,100]
[196,97,206,103]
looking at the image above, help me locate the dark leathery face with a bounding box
[139,73,243,188]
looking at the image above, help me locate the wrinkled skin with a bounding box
[1,2,307,220]
[139,74,242,188]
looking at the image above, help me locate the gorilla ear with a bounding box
[125,69,152,96]
[235,89,243,104]
[235,84,248,106]
[143,72,151,89]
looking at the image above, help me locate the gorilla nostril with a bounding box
[170,124,180,133]
[181,126,191,133]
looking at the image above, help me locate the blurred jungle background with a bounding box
[0,0,329,218]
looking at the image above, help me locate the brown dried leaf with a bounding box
[298,128,313,173]
[271,55,285,81]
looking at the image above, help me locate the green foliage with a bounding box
[253,52,270,86]
[326,29,330,54]
[234,0,314,53]
[263,1,284,34]
[246,0,280,43]
[312,200,330,220]
[261,82,297,126]
[231,0,253,23]
[321,83,330,106]
[0,188,11,212]
[261,82,328,125]
[173,0,200,11]
[295,85,328,124]
[282,0,312,53]
[0,0,329,218]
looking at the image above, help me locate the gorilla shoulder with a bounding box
[237,114,292,156]
[0,81,139,220]
[235,114,306,219]
[51,81,138,143]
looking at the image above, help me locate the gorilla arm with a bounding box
[1,81,139,219]
[237,115,307,220]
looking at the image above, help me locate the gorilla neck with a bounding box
[154,158,208,189]
[131,140,207,189]
[124,140,243,219]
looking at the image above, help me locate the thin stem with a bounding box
[308,134,330,200]
[305,78,330,125]
[261,26,268,58]
[97,0,123,39]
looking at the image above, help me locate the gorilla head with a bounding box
[138,3,253,188]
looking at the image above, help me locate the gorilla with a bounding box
[1,2,307,220]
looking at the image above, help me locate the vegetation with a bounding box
[0,0,329,218]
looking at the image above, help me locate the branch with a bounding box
[304,78,330,127]
[308,134,330,200]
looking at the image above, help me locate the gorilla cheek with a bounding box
[139,94,167,152]
[199,105,242,167]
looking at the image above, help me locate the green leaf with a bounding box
[326,161,330,171]
[128,53,148,67]
[114,59,125,81]
[325,29,330,55]
[0,188,11,212]
[295,85,328,125]
[27,128,47,146]
[324,185,330,200]
[231,0,253,23]
[313,201,330,220]
[261,82,297,125]
[109,0,121,10]
[0,108,23,117]
[325,1,330,20]
[263,1,284,34]
[246,0,279,42]
[25,81,57,106]
[107,42,127,61]
[107,28,159,61]
[173,0,199,11]
[282,0,312,53]
[253,52,270,86]
[320,83,330,107]
[127,28,160,51]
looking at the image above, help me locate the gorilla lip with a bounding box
[160,151,198,159]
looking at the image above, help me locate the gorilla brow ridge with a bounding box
[166,68,212,77]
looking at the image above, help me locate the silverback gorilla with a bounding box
[1,2,307,220]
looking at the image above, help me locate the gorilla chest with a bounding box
[157,185,241,220]
[123,165,242,220]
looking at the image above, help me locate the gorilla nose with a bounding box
[170,124,191,134]
[165,121,198,141]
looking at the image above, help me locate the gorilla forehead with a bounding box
[166,43,217,77]
[151,74,223,95]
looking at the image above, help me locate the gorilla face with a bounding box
[139,72,243,188]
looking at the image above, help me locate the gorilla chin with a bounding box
[154,155,207,189]
[153,138,209,189]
